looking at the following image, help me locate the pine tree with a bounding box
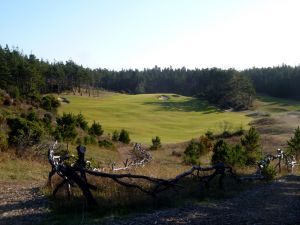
[287,126,300,158]
[241,127,261,165]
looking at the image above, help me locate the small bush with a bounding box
[150,136,161,150]
[118,129,130,144]
[7,117,44,148]
[55,113,77,142]
[211,140,247,167]
[241,127,261,165]
[205,130,214,139]
[99,140,115,149]
[261,165,277,180]
[183,140,205,165]
[112,130,119,141]
[89,121,103,136]
[41,95,60,111]
[287,126,300,158]
[83,135,97,145]
[76,113,88,131]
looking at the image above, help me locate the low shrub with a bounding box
[41,95,60,111]
[211,140,247,167]
[98,139,115,149]
[7,117,44,149]
[76,113,88,131]
[89,121,103,136]
[54,113,77,142]
[261,165,277,180]
[183,140,205,165]
[119,129,130,144]
[241,127,261,165]
[112,130,119,141]
[150,136,161,150]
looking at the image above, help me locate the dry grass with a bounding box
[0,151,50,183]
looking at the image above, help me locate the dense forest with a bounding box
[0,45,299,110]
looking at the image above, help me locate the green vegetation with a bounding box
[150,136,161,150]
[41,95,60,111]
[211,140,247,167]
[98,139,115,150]
[211,127,262,167]
[59,94,251,143]
[88,121,103,136]
[287,126,300,157]
[261,164,277,180]
[241,127,261,165]
[7,116,44,150]
[112,130,119,141]
[118,129,131,144]
[183,140,205,165]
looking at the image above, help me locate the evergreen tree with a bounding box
[118,129,130,144]
[287,126,300,157]
[241,127,261,165]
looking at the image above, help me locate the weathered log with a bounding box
[48,144,238,208]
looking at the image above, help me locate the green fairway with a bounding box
[59,93,251,143]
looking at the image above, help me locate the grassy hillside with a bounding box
[58,93,251,143]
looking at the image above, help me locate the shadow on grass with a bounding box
[143,99,219,113]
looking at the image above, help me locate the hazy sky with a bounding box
[1,0,299,70]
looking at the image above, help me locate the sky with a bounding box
[0,0,300,70]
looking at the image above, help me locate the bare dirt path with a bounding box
[0,182,49,225]
[103,175,300,225]
[0,176,299,225]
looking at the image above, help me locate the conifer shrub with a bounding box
[88,121,103,136]
[211,140,247,167]
[7,117,44,148]
[76,113,88,131]
[118,129,130,144]
[112,130,119,141]
[287,126,300,158]
[205,130,214,140]
[54,113,77,143]
[261,164,277,180]
[183,140,205,165]
[41,95,60,111]
[98,139,115,149]
[241,126,261,165]
[150,136,161,150]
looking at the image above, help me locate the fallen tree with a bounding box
[48,142,239,208]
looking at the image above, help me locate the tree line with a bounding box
[1,45,299,109]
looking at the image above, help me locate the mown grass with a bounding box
[58,93,251,144]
